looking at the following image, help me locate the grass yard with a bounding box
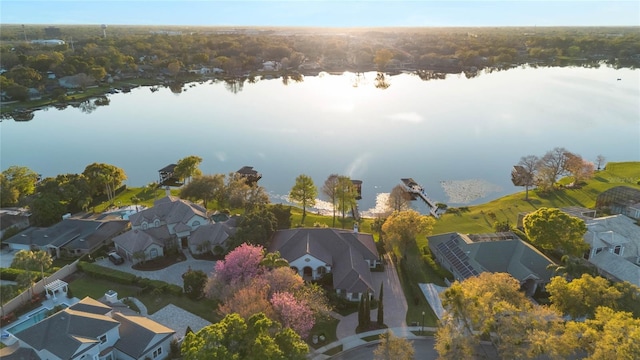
[93,186,180,213]
[432,162,640,235]
[308,316,339,349]
[68,273,219,323]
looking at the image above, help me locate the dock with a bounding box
[400,178,445,218]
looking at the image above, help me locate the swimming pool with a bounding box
[5,304,67,335]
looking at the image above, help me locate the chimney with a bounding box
[105,290,118,303]
[165,186,171,197]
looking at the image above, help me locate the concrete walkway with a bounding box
[335,254,407,339]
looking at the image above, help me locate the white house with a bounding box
[583,215,640,287]
[268,227,379,301]
[10,296,175,360]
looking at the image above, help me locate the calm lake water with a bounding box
[1,66,639,215]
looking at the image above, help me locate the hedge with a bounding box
[77,261,137,284]
[77,262,182,296]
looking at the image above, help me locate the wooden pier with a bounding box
[400,178,445,218]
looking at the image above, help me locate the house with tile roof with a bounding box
[428,232,556,296]
[11,297,175,360]
[4,218,128,258]
[268,227,380,301]
[583,214,640,287]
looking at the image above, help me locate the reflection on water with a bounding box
[1,66,638,214]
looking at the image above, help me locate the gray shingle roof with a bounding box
[13,308,119,359]
[113,313,175,358]
[129,196,207,228]
[189,222,235,248]
[69,296,113,315]
[113,229,165,254]
[269,228,378,293]
[429,232,556,283]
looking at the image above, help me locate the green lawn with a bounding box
[93,186,180,212]
[69,274,219,323]
[432,162,640,235]
[309,316,339,349]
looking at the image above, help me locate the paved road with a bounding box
[95,251,216,288]
[335,254,407,339]
[330,338,439,360]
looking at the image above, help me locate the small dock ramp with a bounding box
[400,178,444,218]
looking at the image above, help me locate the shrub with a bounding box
[77,261,137,284]
[0,268,26,281]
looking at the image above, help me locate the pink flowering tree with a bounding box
[214,243,265,284]
[270,292,315,338]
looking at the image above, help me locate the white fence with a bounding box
[1,260,79,318]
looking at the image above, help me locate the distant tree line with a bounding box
[1,26,639,102]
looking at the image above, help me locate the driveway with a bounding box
[95,252,216,288]
[336,254,408,339]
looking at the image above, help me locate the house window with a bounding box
[99,334,107,344]
[154,219,160,227]
[153,347,163,358]
[317,266,326,276]
[142,222,148,230]
[150,248,158,259]
[614,245,622,255]
[595,247,603,255]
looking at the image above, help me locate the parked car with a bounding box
[108,252,124,265]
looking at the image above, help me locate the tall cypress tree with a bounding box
[364,290,371,329]
[377,282,384,326]
[358,294,365,330]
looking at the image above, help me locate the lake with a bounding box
[1,66,639,216]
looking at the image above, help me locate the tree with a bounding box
[174,155,203,185]
[536,147,570,190]
[180,174,225,208]
[377,282,384,326]
[381,210,435,258]
[181,312,308,360]
[387,184,411,212]
[374,49,394,71]
[374,331,414,360]
[335,175,358,228]
[260,251,289,269]
[595,154,606,170]
[213,243,265,285]
[270,291,315,338]
[547,274,623,319]
[29,192,66,226]
[436,272,566,360]
[511,155,538,200]
[288,174,317,225]
[562,307,640,360]
[230,208,277,248]
[182,268,208,300]
[167,60,182,77]
[523,207,588,256]
[11,250,52,296]
[82,163,127,203]
[322,174,339,227]
[564,152,595,184]
[1,166,39,206]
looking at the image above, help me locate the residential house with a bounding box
[4,218,128,258]
[583,215,640,287]
[128,196,209,248]
[113,228,168,264]
[0,208,31,240]
[596,186,640,220]
[112,196,210,263]
[188,222,236,255]
[268,227,380,301]
[428,232,556,296]
[12,296,175,360]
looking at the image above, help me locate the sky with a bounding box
[1,1,639,27]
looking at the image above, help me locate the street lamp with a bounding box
[421,311,425,335]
